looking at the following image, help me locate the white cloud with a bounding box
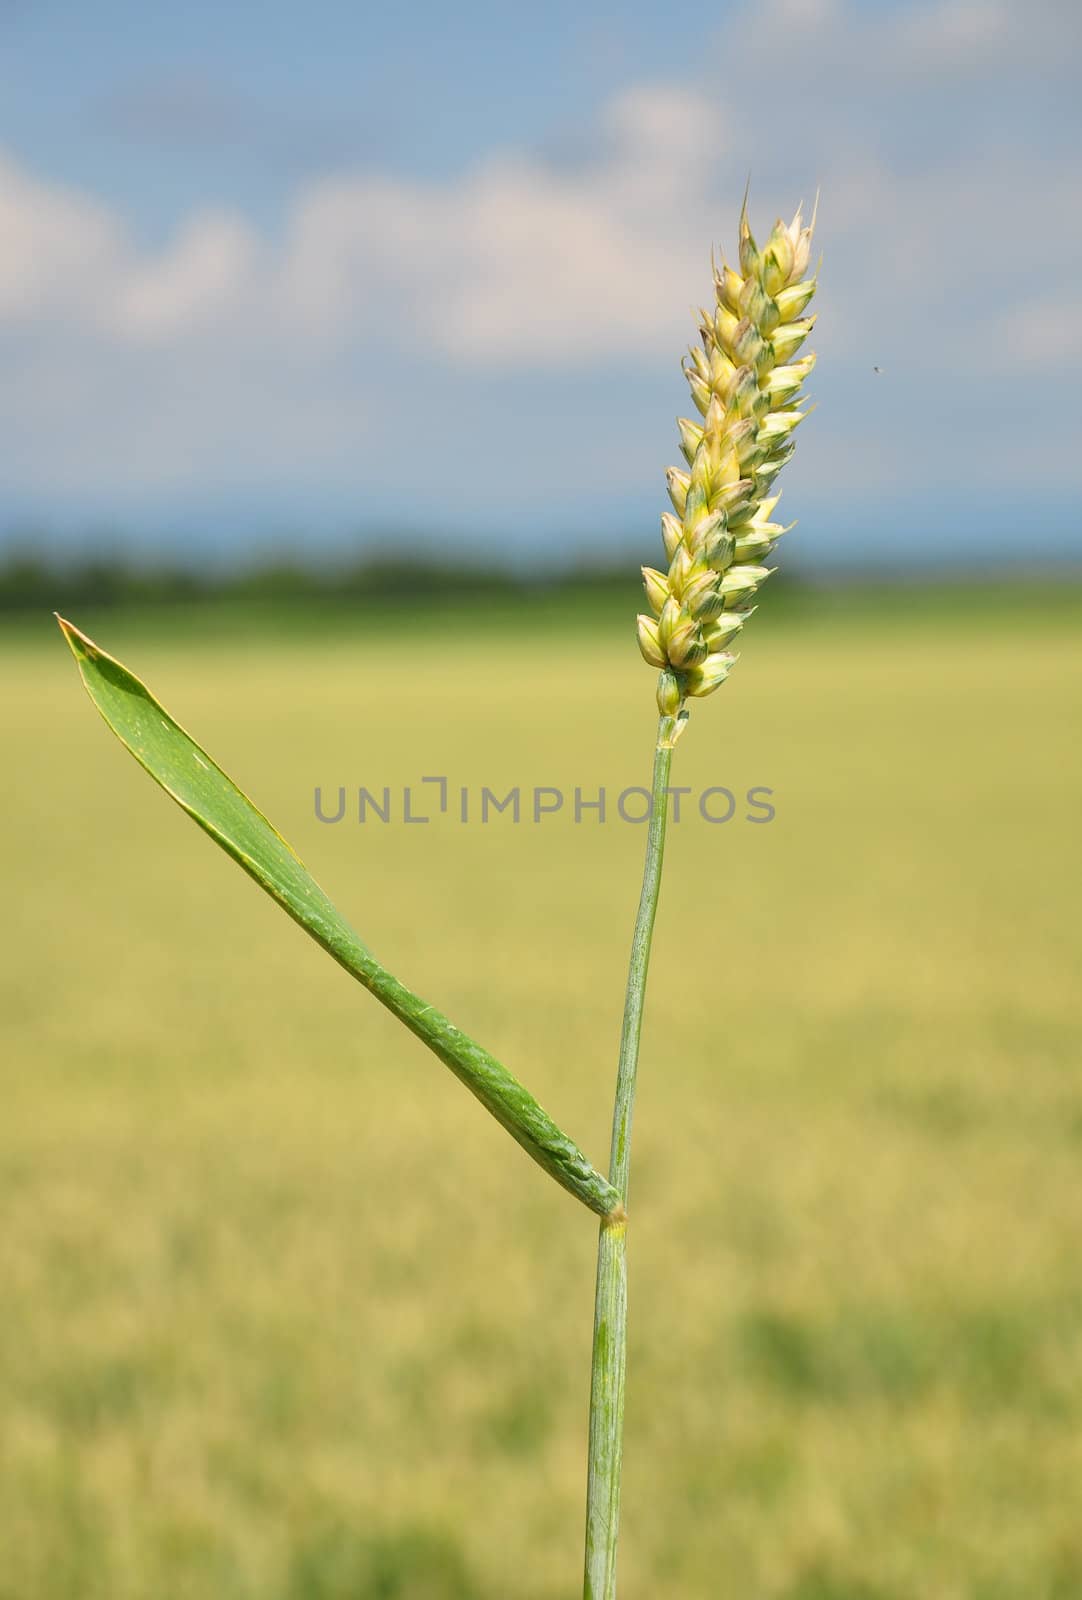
[886,0,1079,69]
[1002,298,1082,368]
[0,151,259,348]
[0,83,729,369]
[747,0,1078,75]
[0,153,120,322]
[258,82,728,365]
[113,213,259,342]
[0,0,1078,517]
[0,39,1072,377]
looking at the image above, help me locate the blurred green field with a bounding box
[3,585,1082,1599]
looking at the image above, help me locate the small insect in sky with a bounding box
[873,365,884,373]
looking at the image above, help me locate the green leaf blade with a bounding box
[57,616,619,1219]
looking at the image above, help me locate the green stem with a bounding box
[584,712,677,1599]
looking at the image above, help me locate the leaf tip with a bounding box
[55,614,101,664]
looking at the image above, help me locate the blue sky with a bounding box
[1,0,1079,571]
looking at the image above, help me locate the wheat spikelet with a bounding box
[637,196,818,715]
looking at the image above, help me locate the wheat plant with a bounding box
[57,195,818,1599]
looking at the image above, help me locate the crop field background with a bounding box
[3,582,1081,1600]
